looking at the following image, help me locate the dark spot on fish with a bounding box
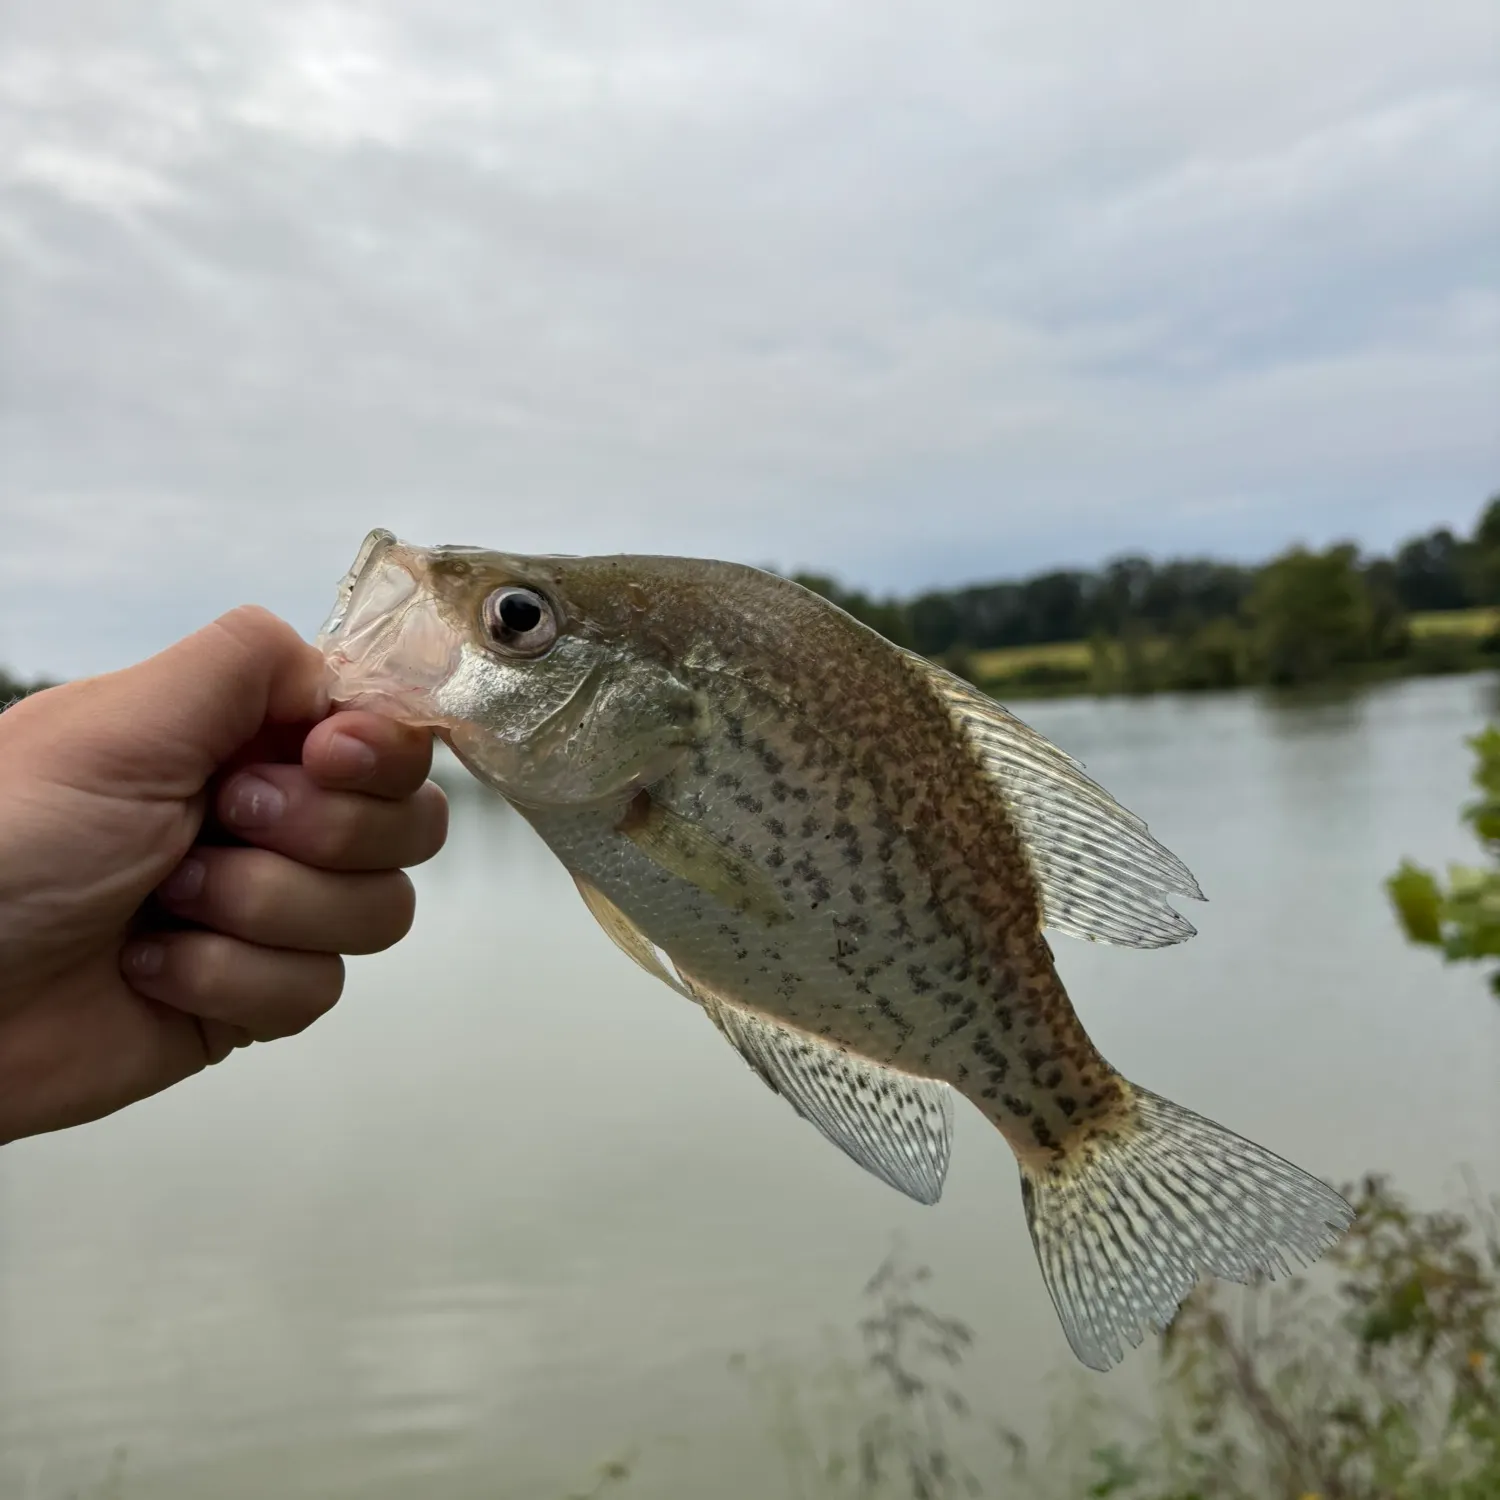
[757,745,784,774]
[832,819,855,841]
[770,779,791,803]
[972,1033,1009,1083]
[724,714,746,749]
[763,816,786,838]
[1056,1096,1078,1118]
[800,814,821,838]
[834,786,854,812]
[849,882,866,905]
[1030,1118,1059,1151]
[734,792,763,814]
[936,989,964,1010]
[618,789,654,832]
[715,772,739,789]
[790,786,811,804]
[766,846,786,868]
[1042,1067,1063,1090]
[875,998,913,1042]
[905,964,933,995]
[1002,1094,1033,1117]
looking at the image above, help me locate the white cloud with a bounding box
[0,0,1496,677]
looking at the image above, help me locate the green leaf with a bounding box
[1386,862,1443,946]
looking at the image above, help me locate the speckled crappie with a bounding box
[318,528,1353,1371]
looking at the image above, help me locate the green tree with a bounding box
[1388,726,1500,997]
[1246,543,1386,685]
[1464,493,1500,606]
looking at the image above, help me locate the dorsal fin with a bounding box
[903,652,1205,949]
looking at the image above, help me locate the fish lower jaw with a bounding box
[322,660,443,727]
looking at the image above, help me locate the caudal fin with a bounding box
[1019,1086,1354,1371]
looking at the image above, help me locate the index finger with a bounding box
[302,709,436,800]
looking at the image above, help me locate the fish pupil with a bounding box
[498,592,543,633]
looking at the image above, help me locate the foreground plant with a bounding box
[1388,725,1500,996]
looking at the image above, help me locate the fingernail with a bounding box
[124,942,164,979]
[325,732,378,781]
[225,773,287,829]
[158,857,205,904]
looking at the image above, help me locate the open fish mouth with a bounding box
[317,527,400,652]
[316,527,460,722]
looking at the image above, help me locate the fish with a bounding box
[317,527,1354,1372]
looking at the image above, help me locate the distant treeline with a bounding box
[789,490,1500,693]
[791,493,1500,655]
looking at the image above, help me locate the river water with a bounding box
[4,673,1499,1499]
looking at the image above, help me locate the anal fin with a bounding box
[687,980,954,1207]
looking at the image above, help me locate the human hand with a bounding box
[0,606,448,1144]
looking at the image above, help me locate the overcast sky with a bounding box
[2,1,1497,678]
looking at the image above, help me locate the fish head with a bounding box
[318,529,703,807]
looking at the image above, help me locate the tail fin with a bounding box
[1019,1085,1354,1371]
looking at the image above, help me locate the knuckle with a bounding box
[174,931,239,1000]
[303,800,369,868]
[288,956,345,1032]
[344,872,416,954]
[418,785,450,859]
[384,872,417,944]
[224,851,288,934]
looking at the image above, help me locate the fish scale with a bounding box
[318,528,1356,1373]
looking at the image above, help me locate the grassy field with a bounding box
[1410,605,1500,637]
[967,607,1500,684]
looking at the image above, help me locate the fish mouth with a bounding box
[317,527,460,724]
[317,527,398,650]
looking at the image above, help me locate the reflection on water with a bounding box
[3,675,1499,1499]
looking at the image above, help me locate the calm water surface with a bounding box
[4,675,1499,1499]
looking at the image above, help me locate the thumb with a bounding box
[21,606,329,798]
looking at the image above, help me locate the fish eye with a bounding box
[482,587,558,655]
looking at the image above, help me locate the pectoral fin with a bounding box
[618,791,790,927]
